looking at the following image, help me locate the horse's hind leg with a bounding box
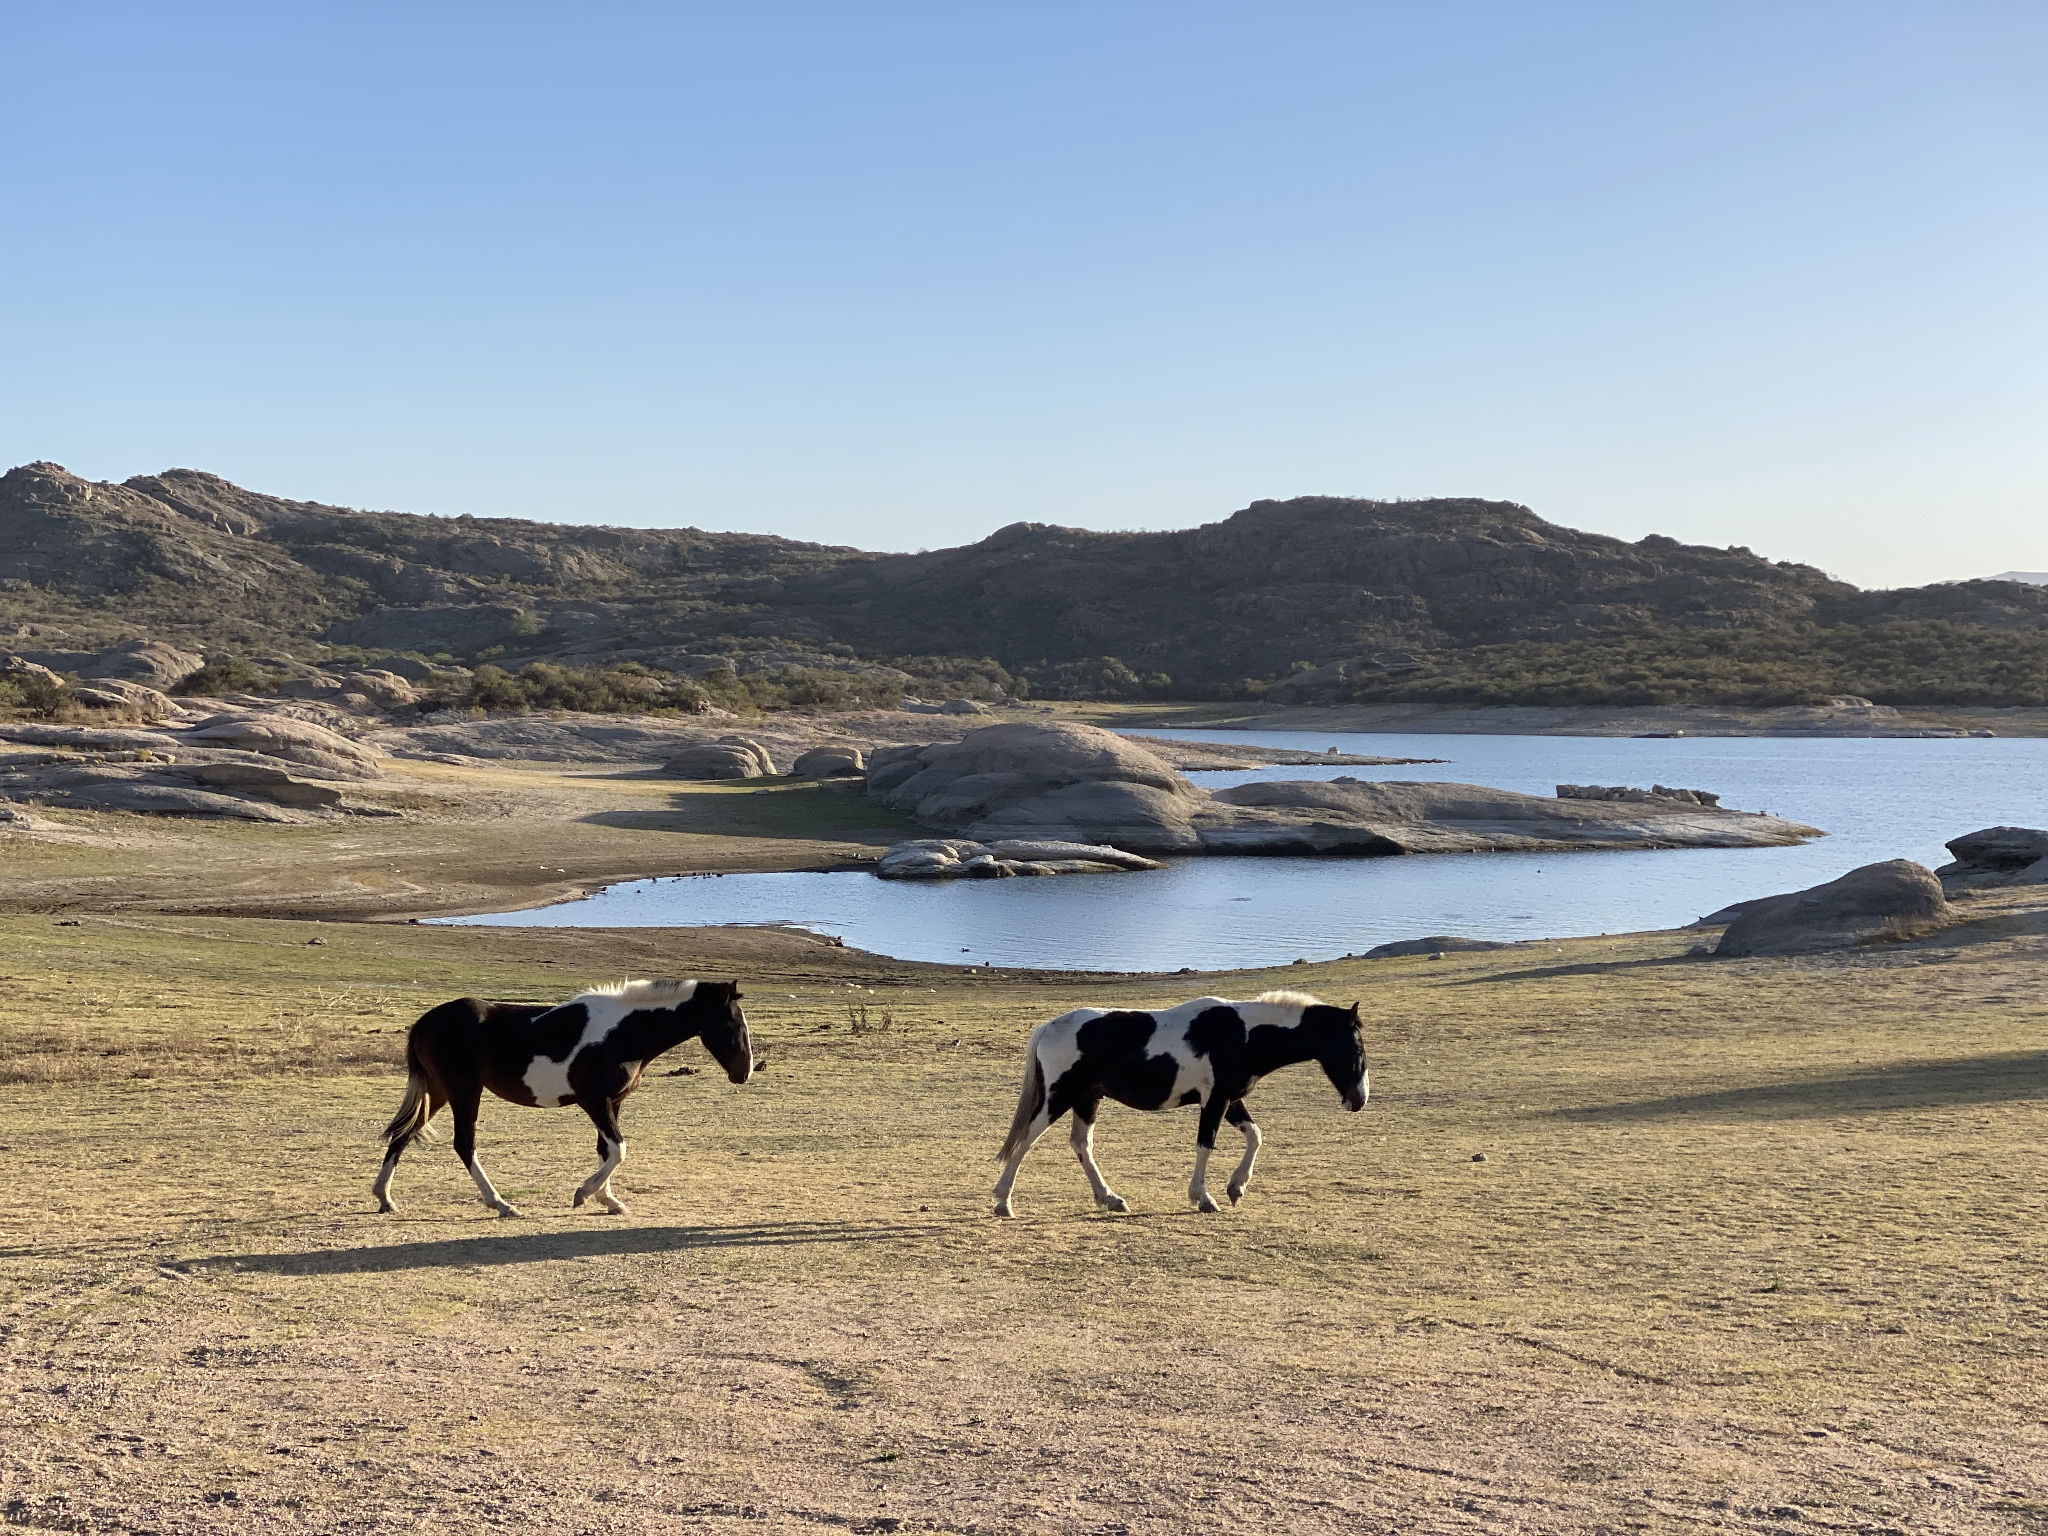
[370,1084,445,1213]
[992,1104,1058,1219]
[573,1097,629,1215]
[1224,1099,1262,1205]
[451,1083,521,1218]
[1068,1099,1127,1213]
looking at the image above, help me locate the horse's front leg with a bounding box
[573,1096,630,1215]
[1189,1095,1229,1213]
[1068,1098,1127,1213]
[1224,1099,1261,1205]
[452,1083,521,1218]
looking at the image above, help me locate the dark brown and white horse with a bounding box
[373,979,754,1218]
[992,990,1367,1217]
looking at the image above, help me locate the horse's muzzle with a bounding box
[1342,1088,1367,1113]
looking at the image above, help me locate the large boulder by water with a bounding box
[875,837,1166,880]
[867,722,1207,851]
[1557,783,1721,807]
[869,722,1822,855]
[1934,825,2048,891]
[1200,777,1815,854]
[1364,936,1513,959]
[1713,859,1954,957]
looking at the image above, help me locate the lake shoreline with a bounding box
[1061,699,2048,737]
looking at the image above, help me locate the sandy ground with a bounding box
[2,750,2046,1533]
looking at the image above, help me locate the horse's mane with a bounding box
[1249,989,1323,1009]
[575,978,699,1009]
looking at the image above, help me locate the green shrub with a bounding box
[175,657,277,697]
[0,671,68,717]
[467,662,697,714]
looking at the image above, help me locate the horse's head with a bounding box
[698,980,755,1085]
[1312,1001,1369,1112]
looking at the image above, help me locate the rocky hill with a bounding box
[5,460,2047,704]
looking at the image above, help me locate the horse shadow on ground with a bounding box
[189,1219,945,1276]
[1559,1050,2048,1121]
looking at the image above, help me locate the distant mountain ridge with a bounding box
[4,460,2047,704]
[1992,571,2048,587]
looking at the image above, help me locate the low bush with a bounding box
[463,661,904,716]
[175,656,278,697]
[0,671,68,717]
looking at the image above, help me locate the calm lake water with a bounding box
[442,731,2048,972]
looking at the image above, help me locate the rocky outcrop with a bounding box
[1713,860,1954,957]
[69,677,190,720]
[337,669,420,710]
[868,723,1207,851]
[6,638,207,690]
[875,837,1166,879]
[662,737,778,779]
[869,722,1821,855]
[0,759,307,821]
[81,639,205,688]
[791,744,865,778]
[1934,825,2048,891]
[1364,936,1512,959]
[183,713,383,780]
[1558,783,1721,807]
[1202,777,1811,854]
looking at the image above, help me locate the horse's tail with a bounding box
[381,1025,439,1146]
[995,1027,1048,1164]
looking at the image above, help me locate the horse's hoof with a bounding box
[572,1189,589,1208]
[376,1200,395,1214]
[601,1200,629,1216]
[1226,1183,1246,1205]
[1194,1196,1221,1214]
[993,1201,1014,1219]
[1101,1195,1129,1213]
[496,1203,523,1219]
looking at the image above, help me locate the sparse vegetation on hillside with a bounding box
[8,460,2048,707]
[462,660,908,716]
[1321,623,2048,708]
[175,655,279,697]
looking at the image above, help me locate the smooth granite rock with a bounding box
[791,744,865,778]
[875,836,1165,880]
[869,722,1821,856]
[1714,859,1953,957]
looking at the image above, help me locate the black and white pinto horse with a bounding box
[993,990,1368,1217]
[373,979,753,1218]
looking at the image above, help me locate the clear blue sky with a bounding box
[3,3,2041,588]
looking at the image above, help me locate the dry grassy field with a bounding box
[3,883,2045,1535]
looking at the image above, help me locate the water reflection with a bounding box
[441,732,2046,972]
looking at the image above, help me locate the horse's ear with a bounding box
[1349,1001,1361,1019]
